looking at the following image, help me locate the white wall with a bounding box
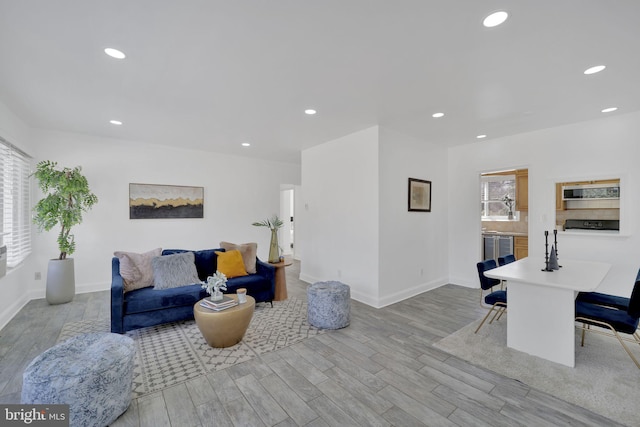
[28,129,301,297]
[448,111,640,296]
[299,127,380,305]
[0,101,36,329]
[378,127,449,306]
[299,126,450,308]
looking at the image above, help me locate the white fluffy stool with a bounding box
[21,332,135,427]
[307,281,351,329]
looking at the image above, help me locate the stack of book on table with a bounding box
[200,296,238,311]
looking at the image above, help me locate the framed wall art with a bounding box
[129,183,204,219]
[408,178,431,212]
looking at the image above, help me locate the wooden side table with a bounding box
[270,259,292,301]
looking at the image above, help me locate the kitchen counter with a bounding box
[482,230,528,237]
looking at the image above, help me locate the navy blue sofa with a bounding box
[111,248,275,333]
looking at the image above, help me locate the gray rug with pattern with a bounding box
[58,297,325,397]
[434,316,639,427]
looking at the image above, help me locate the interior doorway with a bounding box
[280,186,295,257]
[479,168,529,261]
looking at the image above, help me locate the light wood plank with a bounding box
[137,392,171,427]
[195,401,234,427]
[316,379,391,427]
[0,265,625,427]
[266,358,322,402]
[163,383,202,427]
[376,385,458,427]
[234,374,288,426]
[223,396,267,427]
[259,373,318,426]
[275,347,329,385]
[324,367,393,415]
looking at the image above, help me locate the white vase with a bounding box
[211,289,223,301]
[46,258,75,305]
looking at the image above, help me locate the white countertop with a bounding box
[482,231,528,237]
[484,257,611,292]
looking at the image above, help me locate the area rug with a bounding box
[58,297,325,397]
[434,317,640,426]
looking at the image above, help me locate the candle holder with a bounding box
[553,229,562,268]
[542,230,554,272]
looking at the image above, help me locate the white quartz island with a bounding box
[484,257,611,367]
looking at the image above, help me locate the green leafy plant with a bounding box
[32,160,98,260]
[252,215,284,231]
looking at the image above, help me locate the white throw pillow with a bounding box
[114,248,162,292]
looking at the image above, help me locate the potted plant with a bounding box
[252,215,283,263]
[32,160,98,304]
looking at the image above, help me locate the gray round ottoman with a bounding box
[307,281,351,329]
[21,332,135,427]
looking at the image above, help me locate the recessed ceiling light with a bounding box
[476,134,487,139]
[304,109,317,115]
[432,112,444,118]
[483,11,508,28]
[109,120,123,125]
[104,48,126,59]
[601,107,618,113]
[241,142,251,147]
[584,65,606,75]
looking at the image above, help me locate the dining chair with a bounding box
[576,269,640,310]
[475,259,507,334]
[498,254,516,266]
[575,292,629,310]
[575,277,640,369]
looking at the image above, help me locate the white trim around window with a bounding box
[0,137,32,268]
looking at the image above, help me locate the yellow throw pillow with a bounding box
[215,250,248,278]
[219,241,257,274]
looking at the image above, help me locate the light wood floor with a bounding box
[0,261,623,426]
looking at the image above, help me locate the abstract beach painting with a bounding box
[129,183,204,219]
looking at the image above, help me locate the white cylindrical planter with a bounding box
[46,258,75,305]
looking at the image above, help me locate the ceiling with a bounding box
[1,1,639,164]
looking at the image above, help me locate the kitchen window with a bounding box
[481,174,516,220]
[0,137,32,268]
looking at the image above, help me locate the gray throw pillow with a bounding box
[152,251,201,290]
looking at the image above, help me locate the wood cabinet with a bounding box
[555,179,620,210]
[556,183,564,210]
[514,236,528,260]
[515,169,528,211]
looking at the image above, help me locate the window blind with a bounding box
[0,137,32,267]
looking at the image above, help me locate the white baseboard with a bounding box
[76,281,110,294]
[298,273,318,285]
[349,290,380,308]
[448,275,478,289]
[374,277,449,308]
[0,295,31,331]
[298,273,449,309]
[0,281,110,331]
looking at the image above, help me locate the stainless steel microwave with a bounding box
[562,183,620,201]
